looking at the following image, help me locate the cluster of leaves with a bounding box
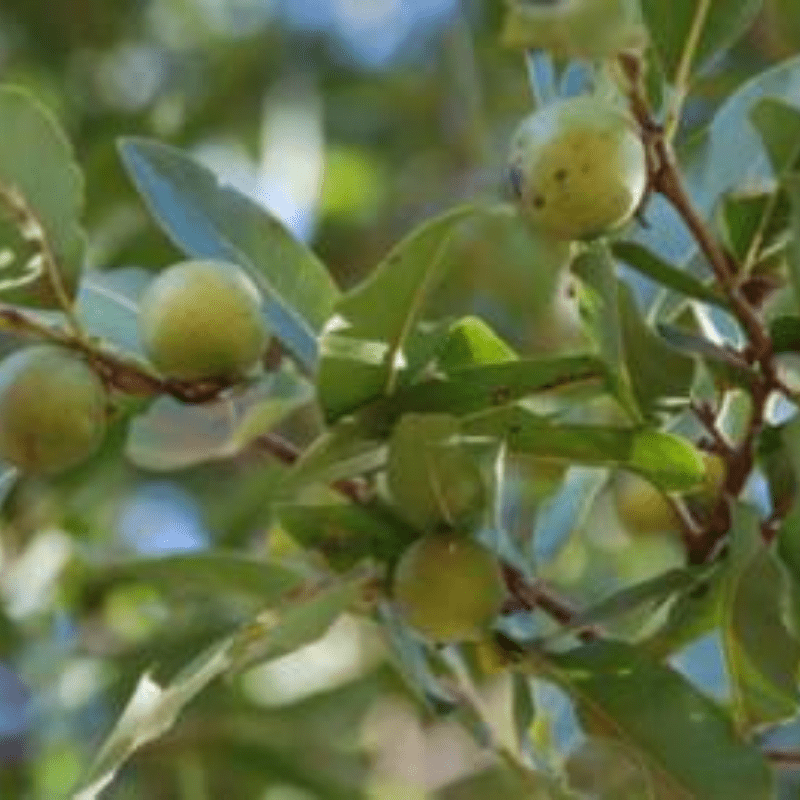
[3,1,800,798]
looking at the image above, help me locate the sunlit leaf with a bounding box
[317,205,478,421]
[465,406,705,492]
[437,315,519,373]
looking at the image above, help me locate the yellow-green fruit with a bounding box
[139,260,268,380]
[0,346,106,474]
[613,472,680,535]
[508,97,647,241]
[393,532,505,642]
[686,452,727,515]
[387,413,487,531]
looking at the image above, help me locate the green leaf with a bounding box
[81,552,306,605]
[370,355,608,428]
[718,190,791,269]
[532,640,773,800]
[617,281,696,414]
[74,574,368,799]
[317,205,477,421]
[125,370,313,471]
[750,98,800,176]
[641,0,763,79]
[565,737,656,800]
[229,575,368,673]
[785,173,800,311]
[437,315,519,373]
[386,413,487,530]
[74,637,235,800]
[463,406,705,492]
[719,504,800,731]
[118,138,339,370]
[776,416,800,599]
[0,86,84,308]
[611,240,726,308]
[644,567,724,659]
[282,416,386,492]
[657,324,755,386]
[276,503,416,570]
[572,243,641,421]
[769,316,800,353]
[548,567,711,642]
[437,764,567,800]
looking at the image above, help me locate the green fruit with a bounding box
[685,452,727,517]
[0,346,107,474]
[393,532,505,642]
[613,471,680,535]
[508,96,647,241]
[501,0,647,59]
[387,414,487,531]
[139,260,268,380]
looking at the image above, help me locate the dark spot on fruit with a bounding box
[581,163,590,174]
[555,168,568,181]
[533,195,545,208]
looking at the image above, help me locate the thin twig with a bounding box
[765,749,800,767]
[618,54,782,563]
[501,564,599,643]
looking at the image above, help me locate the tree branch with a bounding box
[618,54,782,563]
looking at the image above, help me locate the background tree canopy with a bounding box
[1,1,800,798]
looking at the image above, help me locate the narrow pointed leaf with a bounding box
[0,87,84,308]
[573,243,640,420]
[641,0,763,78]
[118,138,339,369]
[532,640,773,800]
[464,407,704,492]
[317,206,477,421]
[81,552,306,604]
[612,241,726,308]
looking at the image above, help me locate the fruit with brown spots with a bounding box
[508,96,647,241]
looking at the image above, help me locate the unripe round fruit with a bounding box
[685,452,728,517]
[393,532,505,642]
[0,346,107,474]
[138,260,268,380]
[387,414,487,531]
[613,472,680,536]
[508,97,647,241]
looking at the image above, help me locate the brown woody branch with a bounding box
[618,54,785,563]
